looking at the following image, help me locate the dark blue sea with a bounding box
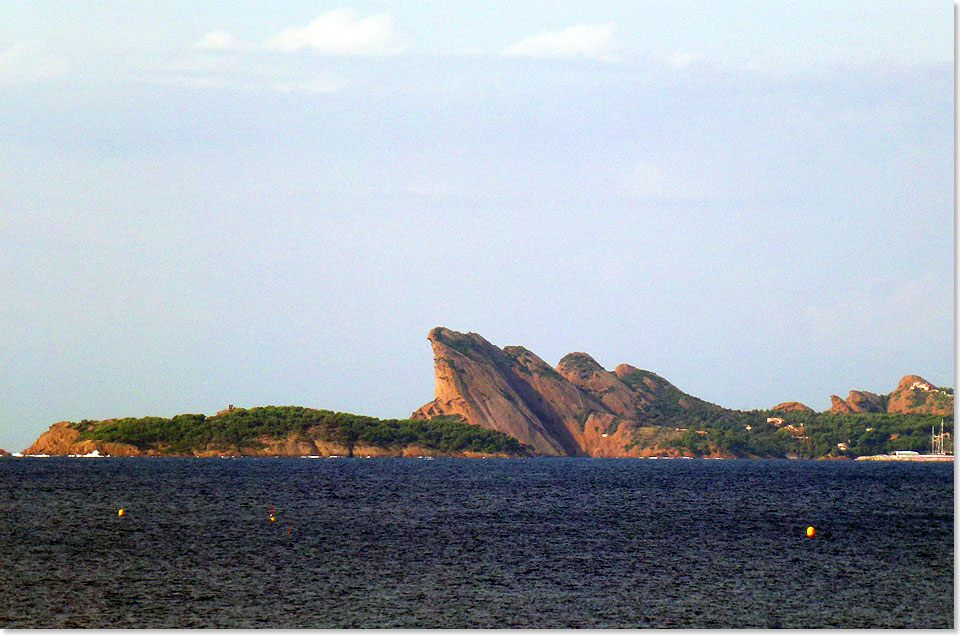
[0,457,953,628]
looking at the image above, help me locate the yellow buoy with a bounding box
[118,508,125,517]
[806,526,816,538]
[270,515,275,522]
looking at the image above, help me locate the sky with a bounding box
[0,1,954,452]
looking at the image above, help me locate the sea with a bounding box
[0,457,953,628]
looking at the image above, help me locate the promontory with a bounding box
[20,327,953,459]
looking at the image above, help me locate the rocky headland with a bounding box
[410,327,953,458]
[18,327,953,459]
[22,406,531,458]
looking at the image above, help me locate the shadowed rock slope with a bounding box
[411,327,720,457]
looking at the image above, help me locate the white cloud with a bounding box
[0,41,69,85]
[264,9,403,56]
[196,30,238,51]
[666,52,701,70]
[501,24,619,62]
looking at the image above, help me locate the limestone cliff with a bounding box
[411,327,716,457]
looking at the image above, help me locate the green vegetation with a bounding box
[558,353,601,374]
[71,406,527,456]
[502,346,563,380]
[627,407,953,459]
[433,330,480,357]
[618,368,661,390]
[574,408,597,432]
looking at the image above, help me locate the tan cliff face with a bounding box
[411,327,712,457]
[24,422,143,456]
[410,328,576,456]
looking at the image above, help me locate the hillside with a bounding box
[23,406,531,458]
[411,327,953,458]
[827,374,953,416]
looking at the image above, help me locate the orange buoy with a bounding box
[806,526,816,538]
[270,515,275,522]
[118,508,125,517]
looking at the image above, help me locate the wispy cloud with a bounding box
[0,41,70,85]
[264,9,404,56]
[196,30,238,51]
[501,24,619,62]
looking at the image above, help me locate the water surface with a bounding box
[0,458,952,628]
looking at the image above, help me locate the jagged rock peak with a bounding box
[413,328,700,457]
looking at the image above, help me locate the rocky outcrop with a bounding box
[24,422,143,456]
[0,448,9,456]
[886,375,954,415]
[411,329,587,456]
[411,328,954,457]
[411,327,714,457]
[845,390,885,413]
[825,375,952,416]
[828,395,857,414]
[772,401,814,413]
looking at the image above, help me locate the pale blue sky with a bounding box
[0,2,953,451]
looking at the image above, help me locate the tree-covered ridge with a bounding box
[627,407,953,458]
[70,406,528,456]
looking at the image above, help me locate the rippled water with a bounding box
[0,457,952,628]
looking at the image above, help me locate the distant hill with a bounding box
[827,374,953,416]
[23,406,530,458]
[411,327,953,458]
